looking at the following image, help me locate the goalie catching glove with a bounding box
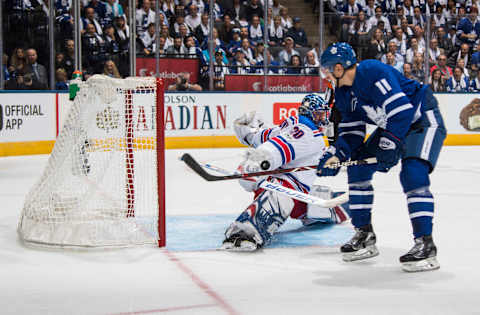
[237,148,272,192]
[234,111,265,146]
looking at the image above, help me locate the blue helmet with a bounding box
[320,42,357,71]
[299,94,330,127]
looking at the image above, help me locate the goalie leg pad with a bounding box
[223,179,294,249]
[302,185,351,225]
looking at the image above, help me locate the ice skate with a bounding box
[220,231,261,252]
[341,224,379,261]
[400,235,440,272]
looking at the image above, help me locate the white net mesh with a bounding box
[18,75,164,248]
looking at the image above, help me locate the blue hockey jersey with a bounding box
[335,59,428,152]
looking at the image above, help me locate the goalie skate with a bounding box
[220,231,261,252]
[400,235,440,272]
[341,224,379,262]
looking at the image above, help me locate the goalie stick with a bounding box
[199,162,349,208]
[180,153,377,181]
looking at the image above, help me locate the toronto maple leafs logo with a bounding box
[330,47,337,54]
[362,105,387,129]
[350,92,358,111]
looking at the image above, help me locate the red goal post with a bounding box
[18,75,166,248]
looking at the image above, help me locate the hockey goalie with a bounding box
[221,93,351,251]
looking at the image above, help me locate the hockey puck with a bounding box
[260,161,270,170]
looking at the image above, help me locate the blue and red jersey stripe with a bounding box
[268,136,295,165]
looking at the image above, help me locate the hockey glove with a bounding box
[375,130,403,173]
[317,138,350,177]
[233,111,265,146]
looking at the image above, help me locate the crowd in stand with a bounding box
[321,0,480,92]
[1,0,479,91]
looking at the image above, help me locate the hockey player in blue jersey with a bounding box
[317,42,446,272]
[221,94,351,251]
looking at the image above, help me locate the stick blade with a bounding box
[180,153,223,181]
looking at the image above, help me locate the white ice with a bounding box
[1,146,479,315]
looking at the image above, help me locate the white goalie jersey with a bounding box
[240,114,326,194]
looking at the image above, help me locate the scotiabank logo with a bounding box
[273,102,300,124]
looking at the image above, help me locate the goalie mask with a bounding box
[299,94,330,127]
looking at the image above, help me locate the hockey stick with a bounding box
[180,153,377,182]
[200,162,348,208]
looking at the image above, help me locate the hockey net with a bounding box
[18,75,165,248]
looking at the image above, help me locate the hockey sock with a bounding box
[406,187,434,238]
[348,181,374,228]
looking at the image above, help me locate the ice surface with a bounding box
[1,147,479,315]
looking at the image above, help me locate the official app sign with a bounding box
[0,94,56,142]
[273,102,300,124]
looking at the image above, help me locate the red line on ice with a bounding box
[110,303,217,314]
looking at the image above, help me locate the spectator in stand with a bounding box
[384,51,404,73]
[403,62,414,79]
[430,54,453,81]
[286,17,308,48]
[86,0,106,24]
[8,48,27,77]
[405,37,424,64]
[55,52,66,72]
[446,66,470,92]
[230,49,251,74]
[471,46,480,73]
[103,0,125,27]
[186,4,202,31]
[227,29,242,56]
[167,36,188,58]
[381,41,404,64]
[62,40,75,79]
[470,70,480,92]
[279,6,293,29]
[285,55,302,74]
[272,0,285,16]
[349,10,371,57]
[340,0,363,42]
[213,50,229,90]
[168,72,202,91]
[255,49,282,74]
[456,7,479,48]
[367,6,392,37]
[400,17,414,38]
[239,38,255,64]
[82,23,105,73]
[364,0,376,19]
[205,0,223,22]
[55,68,69,90]
[161,24,174,48]
[268,15,286,47]
[413,24,426,51]
[162,0,176,21]
[432,5,446,29]
[302,50,319,75]
[136,0,155,37]
[457,58,470,79]
[444,0,457,27]
[25,48,48,89]
[428,38,442,67]
[194,13,210,46]
[436,26,453,56]
[171,13,191,37]
[6,72,45,90]
[219,14,237,44]
[245,0,264,23]
[448,43,471,69]
[140,23,156,56]
[249,15,265,45]
[412,6,425,28]
[411,51,426,82]
[229,0,247,24]
[239,26,250,41]
[189,0,205,14]
[103,25,121,64]
[366,27,386,59]
[278,37,299,65]
[82,7,104,35]
[403,0,415,22]
[390,5,408,29]
[184,35,203,59]
[265,7,274,31]
[430,68,446,92]
[253,42,265,64]
[447,24,458,49]
[177,24,191,41]
[390,27,408,58]
[103,60,122,78]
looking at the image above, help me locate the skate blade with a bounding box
[218,240,258,252]
[342,245,379,262]
[401,257,440,272]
